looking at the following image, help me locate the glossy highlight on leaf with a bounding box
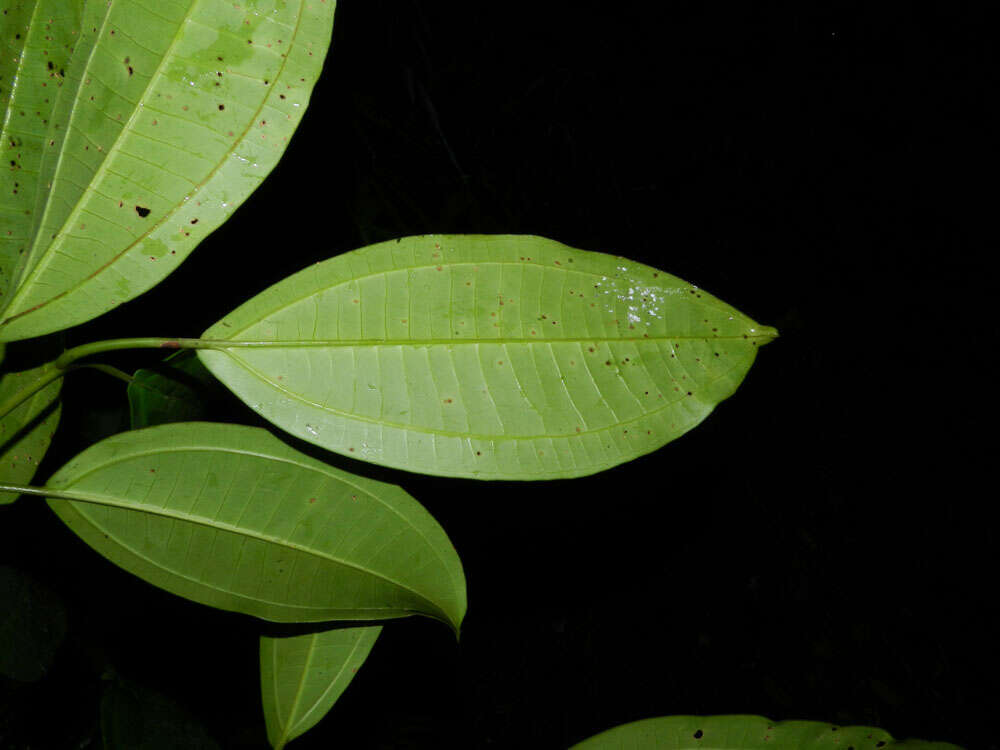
[0,357,62,504]
[44,423,466,630]
[200,235,777,480]
[261,625,381,749]
[0,0,338,341]
[570,715,965,750]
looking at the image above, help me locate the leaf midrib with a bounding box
[204,334,773,347]
[216,259,754,339]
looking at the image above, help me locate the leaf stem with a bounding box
[54,337,212,368]
[0,483,103,504]
[68,362,134,384]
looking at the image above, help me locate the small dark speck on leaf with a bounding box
[135,205,150,217]
[694,730,704,739]
[190,218,198,224]
[47,61,53,70]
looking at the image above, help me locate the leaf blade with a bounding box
[44,423,466,630]
[0,0,338,341]
[0,357,62,504]
[200,235,776,480]
[570,716,964,750]
[261,625,381,749]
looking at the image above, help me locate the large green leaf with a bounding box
[199,235,777,480]
[0,0,337,342]
[261,624,381,749]
[44,422,466,630]
[570,716,964,750]
[0,356,61,504]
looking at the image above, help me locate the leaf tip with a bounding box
[755,324,779,345]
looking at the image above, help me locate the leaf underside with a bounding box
[261,625,381,749]
[44,422,466,630]
[0,357,62,504]
[200,234,777,480]
[569,715,964,750]
[0,0,337,341]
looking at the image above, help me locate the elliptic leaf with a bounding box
[44,422,466,630]
[261,624,381,749]
[199,235,777,480]
[0,357,62,504]
[128,350,220,428]
[0,565,68,681]
[0,0,338,342]
[570,716,964,750]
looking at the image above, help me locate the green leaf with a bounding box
[199,235,777,480]
[101,673,221,749]
[0,565,68,681]
[0,357,62,504]
[128,350,220,428]
[569,716,964,750]
[261,624,381,749]
[0,0,338,342]
[45,422,466,631]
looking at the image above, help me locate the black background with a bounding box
[1,1,993,748]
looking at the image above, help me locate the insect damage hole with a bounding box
[135,205,150,217]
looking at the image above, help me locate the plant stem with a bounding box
[54,337,212,369]
[69,362,134,384]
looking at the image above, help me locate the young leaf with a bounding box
[570,716,964,750]
[0,0,338,342]
[0,358,62,504]
[128,350,221,429]
[261,625,381,749]
[44,423,466,631]
[199,235,777,480]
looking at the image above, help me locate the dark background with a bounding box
[1,1,992,748]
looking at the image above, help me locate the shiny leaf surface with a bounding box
[45,423,466,630]
[570,716,963,750]
[0,357,61,504]
[261,625,381,749]
[200,235,776,480]
[0,0,337,341]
